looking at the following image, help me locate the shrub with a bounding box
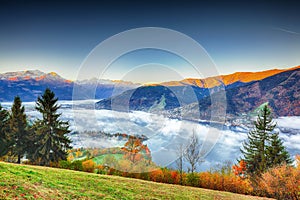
[186,173,199,187]
[71,160,83,171]
[59,160,71,169]
[82,160,96,173]
[259,164,300,199]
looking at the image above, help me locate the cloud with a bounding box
[4,100,299,171]
[275,116,300,129]
[273,27,300,35]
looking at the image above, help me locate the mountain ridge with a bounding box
[1,65,299,86]
[158,65,300,88]
[0,70,140,102]
[96,66,300,119]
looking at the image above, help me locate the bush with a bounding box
[259,164,300,199]
[82,160,96,173]
[186,173,199,187]
[59,160,71,169]
[71,160,83,171]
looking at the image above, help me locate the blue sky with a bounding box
[0,0,299,82]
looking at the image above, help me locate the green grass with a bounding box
[92,154,123,165]
[0,162,273,200]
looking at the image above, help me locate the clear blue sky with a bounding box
[0,0,299,82]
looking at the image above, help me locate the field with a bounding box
[0,162,274,200]
[92,154,123,165]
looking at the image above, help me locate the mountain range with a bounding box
[0,66,299,121]
[96,66,300,120]
[0,70,139,102]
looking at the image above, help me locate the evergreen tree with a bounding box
[241,105,276,175]
[32,88,71,166]
[266,132,291,167]
[0,104,10,157]
[240,105,291,176]
[9,96,29,163]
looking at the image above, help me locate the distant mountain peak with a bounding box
[0,69,72,83]
[49,72,58,76]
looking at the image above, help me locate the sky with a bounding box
[0,0,300,83]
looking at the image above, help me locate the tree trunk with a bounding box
[17,154,21,164]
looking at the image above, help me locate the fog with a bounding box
[1,100,299,170]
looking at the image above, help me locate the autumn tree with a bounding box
[260,164,300,199]
[31,88,71,166]
[232,160,247,178]
[0,104,10,157]
[121,136,147,163]
[8,96,30,163]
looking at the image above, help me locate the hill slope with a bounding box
[0,162,272,200]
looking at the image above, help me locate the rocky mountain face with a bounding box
[0,70,140,102]
[96,66,300,120]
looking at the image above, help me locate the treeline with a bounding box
[0,88,71,166]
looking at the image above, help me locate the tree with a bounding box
[8,96,29,163]
[0,104,10,157]
[121,136,146,163]
[175,143,184,185]
[240,105,291,176]
[241,105,274,175]
[266,132,291,167]
[184,131,203,173]
[31,88,71,166]
[232,160,247,178]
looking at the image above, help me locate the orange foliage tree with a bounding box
[121,136,147,163]
[232,160,247,178]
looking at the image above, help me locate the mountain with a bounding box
[96,85,209,112]
[166,67,300,122]
[0,70,140,102]
[96,66,300,119]
[159,66,299,88]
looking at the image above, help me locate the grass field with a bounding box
[0,162,273,200]
[92,154,123,165]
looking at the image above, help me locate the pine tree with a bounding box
[9,96,29,163]
[32,88,71,166]
[0,104,10,157]
[266,132,291,167]
[241,105,275,175]
[240,105,291,176]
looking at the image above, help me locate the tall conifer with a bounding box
[0,104,10,157]
[240,105,291,176]
[32,88,71,166]
[9,96,29,163]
